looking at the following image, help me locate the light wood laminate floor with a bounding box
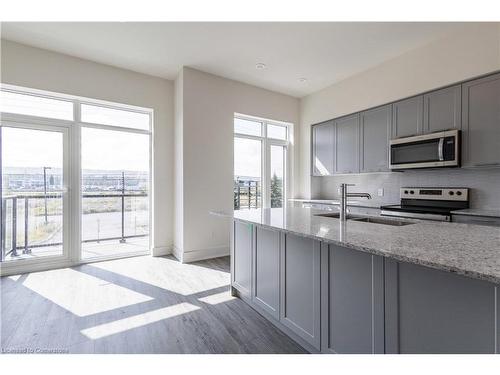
[1,255,306,354]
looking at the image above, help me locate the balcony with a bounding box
[1,192,149,262]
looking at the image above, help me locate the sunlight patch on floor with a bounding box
[198,291,235,305]
[90,256,230,296]
[80,302,200,340]
[22,268,153,317]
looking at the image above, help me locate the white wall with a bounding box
[175,67,299,262]
[299,23,500,198]
[0,40,175,255]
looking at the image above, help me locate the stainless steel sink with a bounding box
[314,212,359,219]
[351,216,414,226]
[315,212,415,226]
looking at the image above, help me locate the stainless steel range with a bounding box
[381,187,469,222]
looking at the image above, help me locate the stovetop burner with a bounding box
[380,187,469,222]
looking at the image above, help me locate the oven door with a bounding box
[389,130,459,170]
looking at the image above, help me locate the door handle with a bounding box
[438,138,444,161]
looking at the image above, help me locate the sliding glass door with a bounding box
[0,85,152,274]
[1,123,69,263]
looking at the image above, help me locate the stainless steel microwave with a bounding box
[389,129,460,170]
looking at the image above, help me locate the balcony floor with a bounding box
[2,236,149,262]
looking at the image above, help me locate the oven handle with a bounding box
[438,137,444,161]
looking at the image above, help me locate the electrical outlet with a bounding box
[377,188,384,197]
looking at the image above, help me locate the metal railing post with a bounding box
[11,197,18,257]
[120,172,126,243]
[248,181,251,209]
[237,184,241,210]
[23,197,31,254]
[1,198,6,262]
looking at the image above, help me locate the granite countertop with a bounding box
[231,207,500,284]
[288,198,383,209]
[451,209,500,218]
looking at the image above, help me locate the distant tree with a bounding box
[270,173,283,208]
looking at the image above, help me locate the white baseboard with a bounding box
[152,245,172,257]
[173,245,229,263]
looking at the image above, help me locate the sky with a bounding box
[234,137,284,180]
[2,126,149,172]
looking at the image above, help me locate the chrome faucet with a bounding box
[339,183,372,221]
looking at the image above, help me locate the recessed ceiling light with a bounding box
[298,78,308,83]
[255,63,267,70]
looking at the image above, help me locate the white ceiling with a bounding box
[1,22,469,97]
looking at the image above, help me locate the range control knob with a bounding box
[410,190,415,195]
[456,191,462,196]
[449,191,455,196]
[404,190,409,194]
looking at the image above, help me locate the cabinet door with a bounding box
[360,105,391,173]
[280,233,321,350]
[252,226,280,320]
[311,121,335,176]
[334,114,359,174]
[462,73,500,168]
[232,221,253,297]
[392,96,423,138]
[423,85,461,133]
[321,244,384,353]
[385,260,497,354]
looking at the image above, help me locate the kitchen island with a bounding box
[229,207,500,354]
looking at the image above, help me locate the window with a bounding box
[81,104,150,131]
[1,85,152,270]
[0,90,73,120]
[234,115,290,210]
[267,124,287,140]
[234,117,262,137]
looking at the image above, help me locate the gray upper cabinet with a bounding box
[321,244,385,354]
[252,226,280,320]
[462,72,500,168]
[334,114,360,174]
[232,221,253,298]
[280,233,321,350]
[311,121,335,176]
[385,260,497,354]
[392,96,423,138]
[359,105,391,173]
[423,85,461,133]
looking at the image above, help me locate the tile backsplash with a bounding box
[313,168,500,209]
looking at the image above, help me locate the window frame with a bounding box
[0,83,154,275]
[234,114,291,209]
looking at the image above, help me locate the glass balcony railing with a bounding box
[1,192,149,262]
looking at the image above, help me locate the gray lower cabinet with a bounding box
[334,114,360,174]
[392,96,423,138]
[321,243,385,353]
[252,226,280,320]
[385,260,498,354]
[462,72,500,168]
[312,121,335,176]
[280,233,321,350]
[232,221,253,298]
[359,105,391,173]
[423,84,461,132]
